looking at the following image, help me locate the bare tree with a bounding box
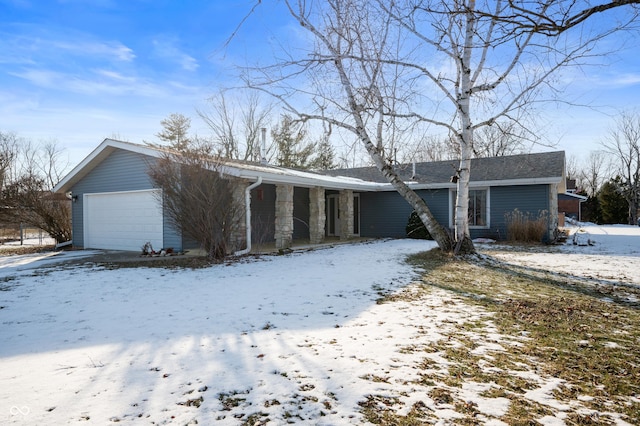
[2,175,71,243]
[147,140,243,260]
[401,135,459,163]
[602,111,640,225]
[0,131,19,190]
[474,0,640,35]
[472,122,533,158]
[0,135,71,243]
[565,154,581,184]
[146,117,244,259]
[581,150,609,197]
[238,0,639,253]
[199,91,272,162]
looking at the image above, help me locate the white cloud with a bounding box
[50,39,135,62]
[7,68,170,98]
[93,69,137,83]
[8,69,60,87]
[152,37,199,71]
[0,24,135,65]
[610,73,640,87]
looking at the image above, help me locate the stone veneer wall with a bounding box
[229,179,248,252]
[275,184,294,249]
[309,187,325,244]
[339,189,354,240]
[548,183,559,241]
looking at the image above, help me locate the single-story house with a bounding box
[53,139,566,252]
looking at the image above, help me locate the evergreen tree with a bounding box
[598,178,629,224]
[581,195,602,224]
[271,115,316,169]
[156,113,192,151]
[311,138,338,170]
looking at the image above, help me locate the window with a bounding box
[468,189,487,226]
[451,189,489,228]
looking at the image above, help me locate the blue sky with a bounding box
[1,0,639,169]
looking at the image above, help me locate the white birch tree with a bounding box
[238,0,639,253]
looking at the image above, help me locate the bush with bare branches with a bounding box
[0,133,71,244]
[505,209,549,243]
[147,146,243,260]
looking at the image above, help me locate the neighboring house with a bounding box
[53,139,566,252]
[557,177,587,223]
[558,192,588,222]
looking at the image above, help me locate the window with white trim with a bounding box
[451,188,489,228]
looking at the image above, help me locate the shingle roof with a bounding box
[54,139,565,194]
[324,151,566,185]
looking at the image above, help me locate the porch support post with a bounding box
[230,180,247,252]
[548,183,559,242]
[275,184,294,249]
[309,187,326,244]
[339,189,354,240]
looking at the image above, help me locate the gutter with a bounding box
[233,176,262,256]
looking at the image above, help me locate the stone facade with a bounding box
[309,187,326,244]
[229,180,248,252]
[339,189,354,240]
[548,183,559,241]
[275,184,294,249]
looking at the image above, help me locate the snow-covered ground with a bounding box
[486,223,640,287]
[0,224,638,425]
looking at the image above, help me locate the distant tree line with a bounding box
[0,131,71,244]
[567,111,640,225]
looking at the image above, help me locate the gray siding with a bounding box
[70,149,182,250]
[293,187,310,240]
[359,189,449,238]
[485,185,550,240]
[250,183,276,244]
[360,185,551,241]
[248,184,310,243]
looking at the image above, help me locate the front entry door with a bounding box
[326,193,360,237]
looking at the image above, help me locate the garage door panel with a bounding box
[84,190,163,251]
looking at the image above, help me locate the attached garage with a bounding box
[83,189,163,251]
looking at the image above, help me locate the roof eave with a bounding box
[54,140,566,194]
[224,167,384,191]
[53,139,164,193]
[398,176,565,191]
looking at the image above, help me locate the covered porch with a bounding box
[231,180,364,252]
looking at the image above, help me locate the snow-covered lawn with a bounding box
[486,223,640,288]
[0,224,638,425]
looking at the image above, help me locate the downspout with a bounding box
[234,176,262,256]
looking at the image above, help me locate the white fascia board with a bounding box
[562,192,588,201]
[401,176,564,192]
[223,166,383,191]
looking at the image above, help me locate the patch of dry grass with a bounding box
[363,248,640,425]
[0,244,55,256]
[504,209,549,243]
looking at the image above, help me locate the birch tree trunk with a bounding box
[452,1,477,253]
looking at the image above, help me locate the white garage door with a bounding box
[84,189,163,251]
